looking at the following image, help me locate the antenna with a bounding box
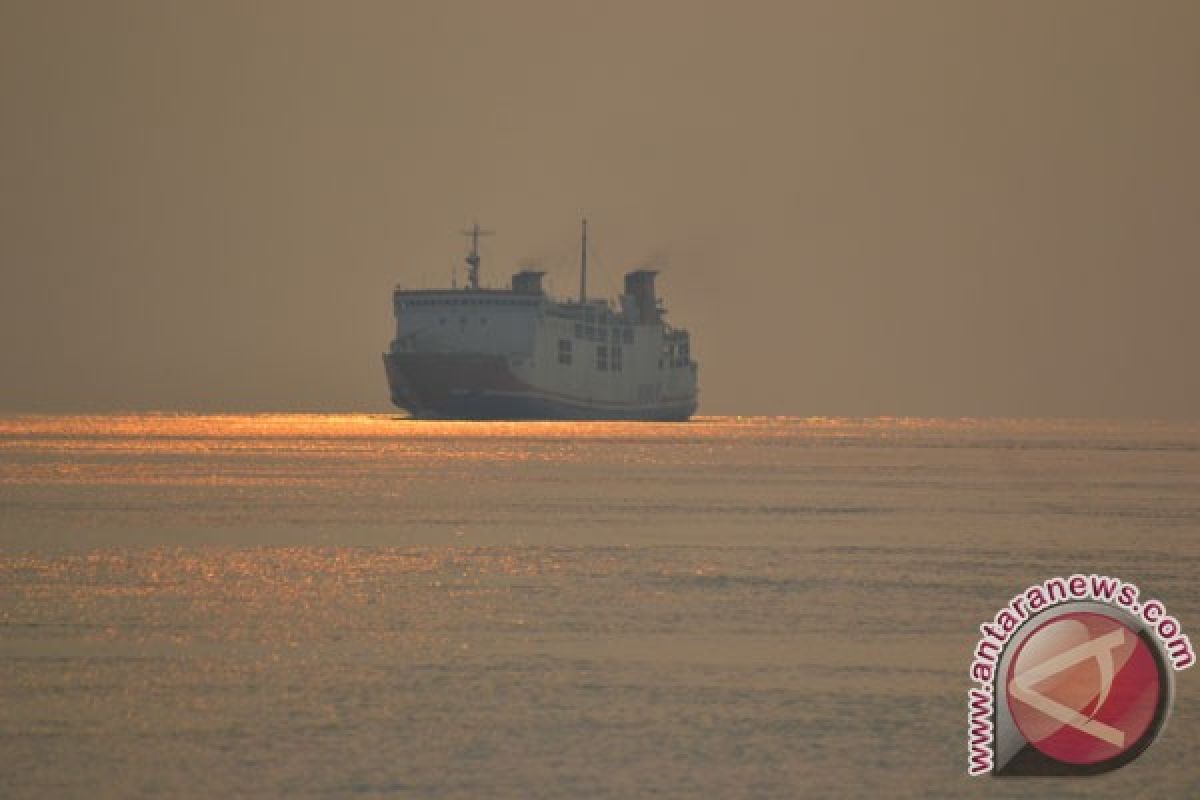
[579,218,588,304]
[461,222,494,290]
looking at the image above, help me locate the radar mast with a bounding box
[462,223,494,290]
[579,218,588,303]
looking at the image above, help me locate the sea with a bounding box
[1,414,1197,798]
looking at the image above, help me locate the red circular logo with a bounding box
[1006,611,1162,765]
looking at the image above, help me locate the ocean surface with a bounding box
[1,414,1197,798]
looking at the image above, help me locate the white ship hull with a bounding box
[384,351,697,420]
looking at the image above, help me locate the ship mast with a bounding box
[462,223,493,290]
[579,218,588,304]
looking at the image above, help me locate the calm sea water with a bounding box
[1,415,1197,798]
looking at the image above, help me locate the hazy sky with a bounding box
[2,1,1197,417]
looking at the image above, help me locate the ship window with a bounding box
[596,344,608,371]
[612,345,623,372]
[558,339,572,365]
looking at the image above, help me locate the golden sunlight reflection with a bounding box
[1,545,596,652]
[3,415,1198,800]
[1,414,1194,491]
[1,412,1178,445]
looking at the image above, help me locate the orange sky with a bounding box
[2,1,1197,417]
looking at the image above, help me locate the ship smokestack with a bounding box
[512,269,545,294]
[623,269,659,325]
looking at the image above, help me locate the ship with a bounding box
[383,221,698,420]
